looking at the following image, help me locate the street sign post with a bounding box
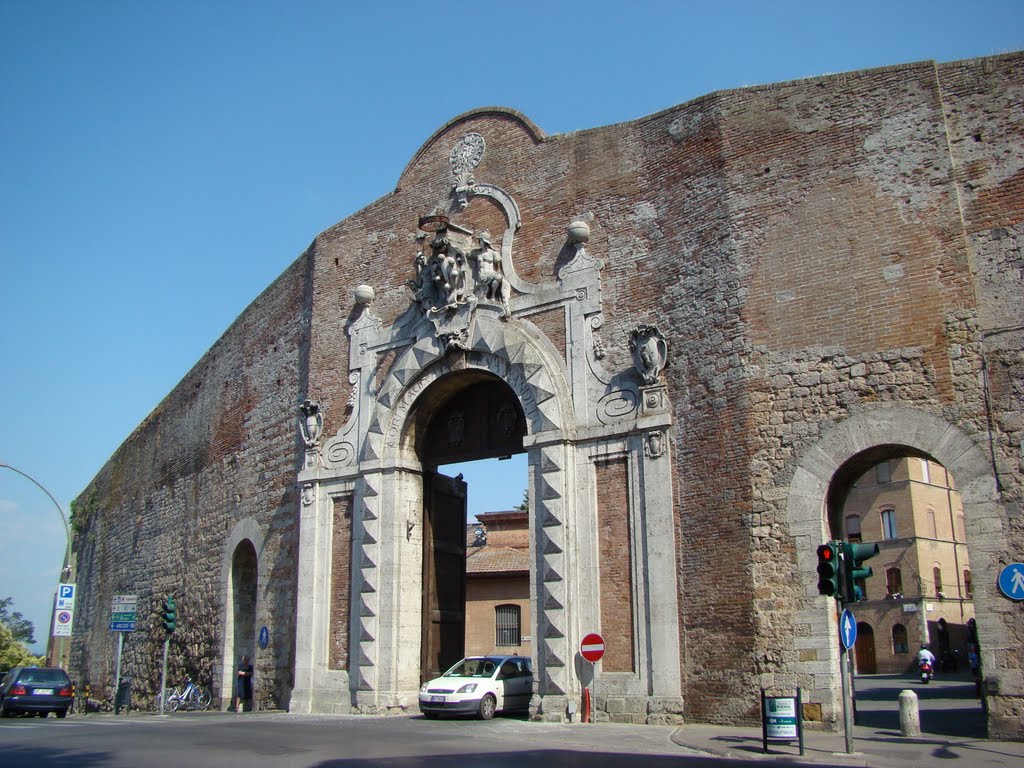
[840,608,857,650]
[580,633,605,663]
[110,595,138,632]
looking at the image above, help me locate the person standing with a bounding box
[232,655,253,712]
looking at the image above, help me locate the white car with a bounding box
[418,655,533,720]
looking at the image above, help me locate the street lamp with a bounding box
[0,461,74,663]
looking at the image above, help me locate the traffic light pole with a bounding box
[159,636,169,715]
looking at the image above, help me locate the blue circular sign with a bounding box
[997,563,1024,602]
[840,608,857,649]
[258,626,270,649]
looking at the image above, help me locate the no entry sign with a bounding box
[581,632,605,662]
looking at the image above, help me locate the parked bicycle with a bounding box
[158,678,211,712]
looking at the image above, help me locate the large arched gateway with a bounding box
[68,55,1023,740]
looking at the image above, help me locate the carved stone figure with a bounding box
[629,325,668,385]
[468,230,511,317]
[299,399,323,449]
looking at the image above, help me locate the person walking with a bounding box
[232,655,253,712]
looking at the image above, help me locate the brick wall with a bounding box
[596,457,635,673]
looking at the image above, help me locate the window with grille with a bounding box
[495,604,521,647]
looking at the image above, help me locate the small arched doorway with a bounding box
[406,370,527,682]
[229,540,258,680]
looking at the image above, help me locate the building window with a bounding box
[886,568,903,598]
[964,570,973,598]
[876,461,892,484]
[892,623,909,654]
[920,458,931,484]
[926,509,937,539]
[933,566,943,598]
[495,604,521,647]
[846,514,862,543]
[881,508,897,540]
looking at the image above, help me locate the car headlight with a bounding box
[456,683,478,694]
[420,683,429,693]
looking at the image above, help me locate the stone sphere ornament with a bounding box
[567,219,591,244]
[354,284,375,305]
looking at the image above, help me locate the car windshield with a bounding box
[18,669,68,685]
[443,658,502,678]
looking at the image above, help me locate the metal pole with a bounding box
[0,463,73,665]
[840,643,854,754]
[113,632,124,714]
[160,636,170,715]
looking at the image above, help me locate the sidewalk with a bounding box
[669,721,1024,767]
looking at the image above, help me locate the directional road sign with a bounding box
[581,632,605,662]
[997,563,1024,602]
[840,608,857,650]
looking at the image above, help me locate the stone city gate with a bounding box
[289,131,680,716]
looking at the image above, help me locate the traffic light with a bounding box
[816,542,842,598]
[843,542,879,602]
[162,595,177,633]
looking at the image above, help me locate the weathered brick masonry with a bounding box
[70,53,1023,738]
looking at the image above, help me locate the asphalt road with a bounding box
[0,711,734,768]
[853,670,986,738]
[0,673,988,768]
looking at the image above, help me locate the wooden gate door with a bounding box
[421,470,467,683]
[855,622,877,674]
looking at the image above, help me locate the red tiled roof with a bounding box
[466,546,530,574]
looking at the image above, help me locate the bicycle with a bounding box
[159,678,211,712]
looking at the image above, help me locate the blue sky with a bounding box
[1,1,1021,652]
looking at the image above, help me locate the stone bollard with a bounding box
[898,689,921,737]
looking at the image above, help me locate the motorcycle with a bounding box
[919,660,933,684]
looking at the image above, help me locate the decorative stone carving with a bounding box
[301,482,316,507]
[468,230,511,318]
[299,399,323,449]
[450,133,485,210]
[645,430,666,459]
[630,324,668,385]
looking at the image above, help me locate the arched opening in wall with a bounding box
[230,541,258,680]
[828,450,976,676]
[405,371,527,684]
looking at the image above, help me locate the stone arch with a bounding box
[785,405,1002,720]
[220,517,265,709]
[368,315,574,465]
[348,315,579,706]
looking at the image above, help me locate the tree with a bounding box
[0,597,36,645]
[514,489,529,512]
[0,621,43,672]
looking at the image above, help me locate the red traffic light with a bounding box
[817,544,834,561]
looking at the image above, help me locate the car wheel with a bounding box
[37,711,47,718]
[477,694,496,720]
[56,709,68,719]
[423,711,439,720]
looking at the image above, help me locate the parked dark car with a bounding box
[0,666,73,718]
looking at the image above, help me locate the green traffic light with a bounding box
[163,595,177,633]
[843,541,879,602]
